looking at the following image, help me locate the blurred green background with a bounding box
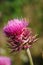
[0,0,43,65]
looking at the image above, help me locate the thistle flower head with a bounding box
[0,56,11,65]
[3,19,28,37]
[3,18,38,52]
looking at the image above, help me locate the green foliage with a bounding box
[0,0,26,23]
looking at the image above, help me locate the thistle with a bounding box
[3,18,38,65]
[0,56,11,65]
[3,18,38,52]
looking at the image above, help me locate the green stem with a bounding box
[26,48,34,65]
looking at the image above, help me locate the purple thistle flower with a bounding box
[0,56,11,65]
[3,19,28,36]
[3,18,38,52]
